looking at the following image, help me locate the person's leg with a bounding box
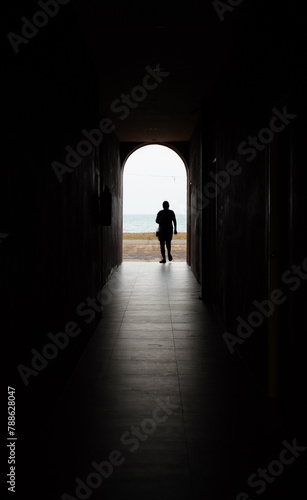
[166,239,172,261]
[159,239,166,263]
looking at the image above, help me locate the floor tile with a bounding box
[36,262,293,500]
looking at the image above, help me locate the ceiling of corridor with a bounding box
[74,0,255,143]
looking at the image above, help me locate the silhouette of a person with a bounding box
[156,201,177,263]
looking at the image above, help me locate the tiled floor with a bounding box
[37,263,304,499]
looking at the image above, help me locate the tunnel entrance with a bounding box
[122,144,187,262]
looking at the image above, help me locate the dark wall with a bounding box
[202,98,268,386]
[188,121,202,281]
[200,3,307,408]
[100,132,123,284]
[2,3,101,320]
[275,104,307,433]
[1,5,110,426]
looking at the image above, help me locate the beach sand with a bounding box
[123,233,186,261]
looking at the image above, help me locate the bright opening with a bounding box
[123,144,187,262]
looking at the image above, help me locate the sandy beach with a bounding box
[123,232,186,261]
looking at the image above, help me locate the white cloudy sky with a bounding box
[123,145,187,214]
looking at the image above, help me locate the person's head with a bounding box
[162,201,169,210]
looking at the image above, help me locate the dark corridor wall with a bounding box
[100,132,123,284]
[1,7,120,418]
[188,122,202,280]
[198,8,307,429]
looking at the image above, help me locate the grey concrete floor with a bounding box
[37,263,305,499]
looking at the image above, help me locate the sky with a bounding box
[123,144,187,214]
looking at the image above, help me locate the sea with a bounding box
[123,214,187,233]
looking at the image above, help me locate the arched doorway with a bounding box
[122,144,187,262]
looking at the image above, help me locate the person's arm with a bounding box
[155,212,160,224]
